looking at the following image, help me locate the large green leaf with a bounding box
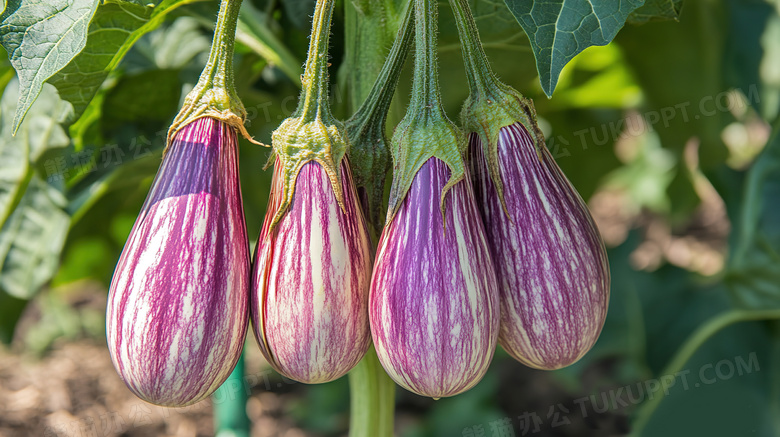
[727,124,780,309]
[617,1,729,167]
[48,0,203,122]
[0,79,70,229]
[0,175,70,299]
[503,0,644,97]
[0,96,29,228]
[0,79,71,300]
[0,0,99,133]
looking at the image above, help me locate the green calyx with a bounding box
[168,0,260,148]
[269,116,348,228]
[460,83,542,215]
[345,0,415,232]
[448,0,545,214]
[386,0,466,226]
[388,110,466,225]
[268,0,347,229]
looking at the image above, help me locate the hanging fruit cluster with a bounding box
[106,0,610,408]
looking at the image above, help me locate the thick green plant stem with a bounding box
[347,0,413,131]
[344,4,413,437]
[343,0,404,113]
[214,352,251,437]
[345,0,414,233]
[348,345,396,437]
[630,308,780,436]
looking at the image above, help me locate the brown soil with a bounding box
[0,340,308,437]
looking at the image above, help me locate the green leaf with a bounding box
[0,110,30,229]
[628,0,682,24]
[503,0,644,97]
[0,78,71,301]
[0,0,99,133]
[47,0,203,122]
[0,175,70,299]
[122,0,162,6]
[0,79,70,230]
[0,44,16,97]
[727,124,780,309]
[616,0,729,167]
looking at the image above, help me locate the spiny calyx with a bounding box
[268,115,349,229]
[168,83,261,150]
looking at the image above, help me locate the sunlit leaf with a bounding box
[0,175,70,299]
[503,0,644,97]
[0,0,98,132]
[0,79,70,230]
[47,0,203,122]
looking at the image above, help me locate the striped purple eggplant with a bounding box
[370,158,500,399]
[251,158,372,384]
[468,122,610,370]
[106,117,250,406]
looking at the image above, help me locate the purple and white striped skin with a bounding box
[468,122,610,370]
[106,117,250,406]
[370,158,500,399]
[251,158,372,384]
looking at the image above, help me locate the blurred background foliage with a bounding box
[1,0,780,436]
